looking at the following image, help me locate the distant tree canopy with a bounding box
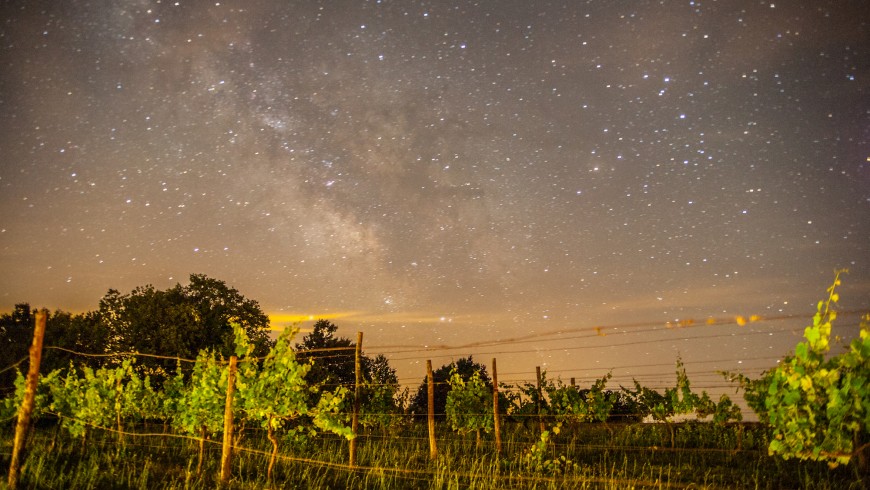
[410,356,491,419]
[99,274,274,379]
[294,319,403,430]
[296,319,356,388]
[0,305,109,394]
[295,319,399,391]
[0,274,274,390]
[0,304,37,393]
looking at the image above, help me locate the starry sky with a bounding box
[1,1,868,392]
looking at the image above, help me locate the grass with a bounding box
[0,419,864,489]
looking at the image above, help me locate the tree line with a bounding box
[1,272,868,471]
[1,274,273,391]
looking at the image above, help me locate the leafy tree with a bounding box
[43,310,110,373]
[296,319,355,388]
[183,274,273,356]
[1,305,109,394]
[296,320,404,431]
[99,274,273,382]
[410,356,490,419]
[731,271,870,469]
[0,304,35,394]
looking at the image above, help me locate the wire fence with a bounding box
[4,411,763,489]
[2,307,865,487]
[3,308,865,399]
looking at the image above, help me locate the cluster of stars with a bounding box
[0,0,867,389]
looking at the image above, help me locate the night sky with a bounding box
[1,1,868,393]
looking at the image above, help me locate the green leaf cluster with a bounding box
[173,350,226,438]
[445,368,493,438]
[745,271,869,468]
[520,429,576,475]
[234,324,352,439]
[39,358,160,439]
[627,357,729,424]
[545,372,615,424]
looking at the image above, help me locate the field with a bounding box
[1,417,860,489]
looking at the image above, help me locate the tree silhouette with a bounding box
[98,273,273,383]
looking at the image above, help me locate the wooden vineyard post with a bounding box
[536,366,545,434]
[349,332,363,467]
[570,377,575,388]
[492,358,502,455]
[116,378,124,449]
[427,360,437,460]
[220,355,237,484]
[8,309,47,490]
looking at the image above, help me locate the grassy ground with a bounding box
[0,420,864,489]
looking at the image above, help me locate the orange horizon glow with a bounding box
[267,311,360,331]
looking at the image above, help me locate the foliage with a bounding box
[520,428,576,476]
[545,372,615,425]
[172,350,226,439]
[5,418,861,489]
[623,357,735,448]
[40,358,158,439]
[0,305,107,393]
[445,367,493,442]
[606,389,644,423]
[625,357,716,424]
[0,369,28,421]
[0,304,36,393]
[710,393,743,425]
[158,362,186,425]
[236,324,351,438]
[236,324,351,479]
[410,356,491,419]
[511,373,548,423]
[359,375,408,434]
[0,275,271,393]
[295,320,405,432]
[296,319,356,388]
[735,271,870,468]
[42,310,110,374]
[98,274,273,383]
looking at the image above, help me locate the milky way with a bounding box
[1,1,868,391]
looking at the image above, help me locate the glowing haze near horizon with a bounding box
[1,1,868,390]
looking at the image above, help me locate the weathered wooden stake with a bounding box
[8,310,47,490]
[427,360,437,460]
[570,377,576,388]
[220,355,237,484]
[349,332,363,466]
[492,357,501,455]
[116,378,124,450]
[536,366,545,433]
